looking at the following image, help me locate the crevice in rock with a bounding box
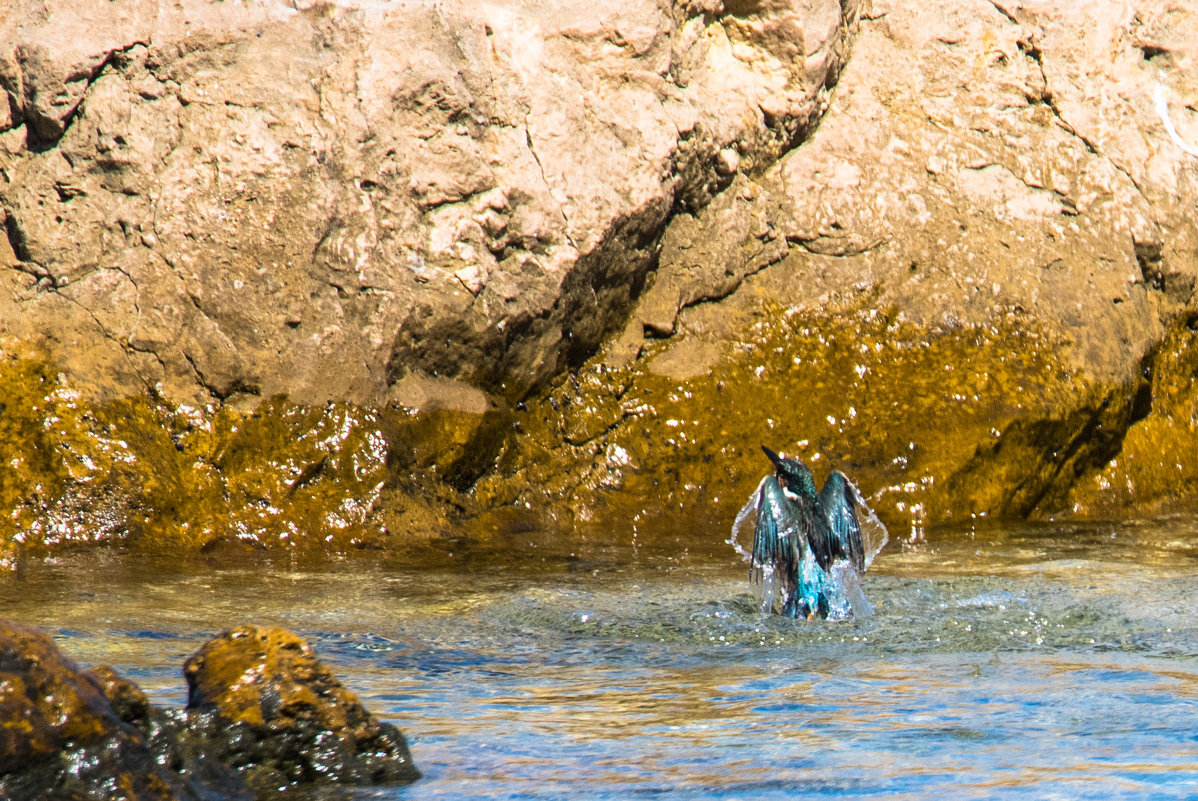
[524,2,868,390]
[54,278,157,394]
[1016,35,1148,199]
[788,234,891,257]
[522,117,580,254]
[562,405,639,449]
[287,453,329,495]
[3,211,32,262]
[669,249,788,323]
[106,263,166,386]
[24,40,148,151]
[1135,42,1171,62]
[647,225,885,342]
[1128,349,1155,427]
[1134,236,1165,290]
[182,350,222,403]
[1043,395,1114,488]
[126,338,170,382]
[994,393,1116,516]
[985,0,1019,27]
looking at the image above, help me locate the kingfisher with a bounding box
[750,446,867,619]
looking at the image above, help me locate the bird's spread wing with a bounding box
[803,503,835,574]
[754,477,806,573]
[819,471,865,571]
[752,476,786,575]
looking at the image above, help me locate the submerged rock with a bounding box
[0,619,417,800]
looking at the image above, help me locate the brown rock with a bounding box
[183,625,420,789]
[481,0,1198,532]
[0,619,418,799]
[1,0,1196,549]
[0,619,188,800]
[0,0,860,408]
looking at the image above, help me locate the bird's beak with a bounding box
[761,445,784,468]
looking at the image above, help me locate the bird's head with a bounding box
[761,445,818,499]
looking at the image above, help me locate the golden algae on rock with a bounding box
[184,626,338,730]
[0,618,416,797]
[0,353,184,554]
[183,625,420,789]
[0,618,185,800]
[180,397,392,549]
[0,351,407,560]
[479,299,1139,541]
[1067,314,1198,517]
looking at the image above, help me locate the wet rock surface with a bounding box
[0,351,399,560]
[0,618,247,801]
[0,618,417,800]
[182,625,420,793]
[479,0,1198,533]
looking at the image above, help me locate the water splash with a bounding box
[727,477,775,613]
[728,472,888,619]
[842,473,889,569]
[727,476,768,565]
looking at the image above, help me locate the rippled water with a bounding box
[2,516,1197,799]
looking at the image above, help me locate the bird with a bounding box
[750,446,867,619]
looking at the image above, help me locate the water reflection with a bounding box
[0,516,1195,799]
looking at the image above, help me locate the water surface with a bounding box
[1,517,1196,799]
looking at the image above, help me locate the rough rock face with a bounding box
[0,0,859,408]
[0,618,249,801]
[477,0,1198,533]
[183,625,420,793]
[0,357,396,555]
[1,0,1197,558]
[0,619,417,799]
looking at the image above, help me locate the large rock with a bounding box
[0,355,398,556]
[1,0,1197,557]
[476,0,1198,533]
[0,619,417,799]
[0,0,860,408]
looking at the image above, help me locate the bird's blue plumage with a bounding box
[819,471,865,572]
[748,445,870,619]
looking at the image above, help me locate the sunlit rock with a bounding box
[0,618,249,801]
[0,0,858,407]
[0,619,419,799]
[183,625,420,793]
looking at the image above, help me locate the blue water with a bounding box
[1,517,1196,799]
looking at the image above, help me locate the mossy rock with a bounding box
[183,625,420,788]
[0,345,485,561]
[477,299,1145,543]
[0,619,206,800]
[1066,314,1198,517]
[1,300,1197,563]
